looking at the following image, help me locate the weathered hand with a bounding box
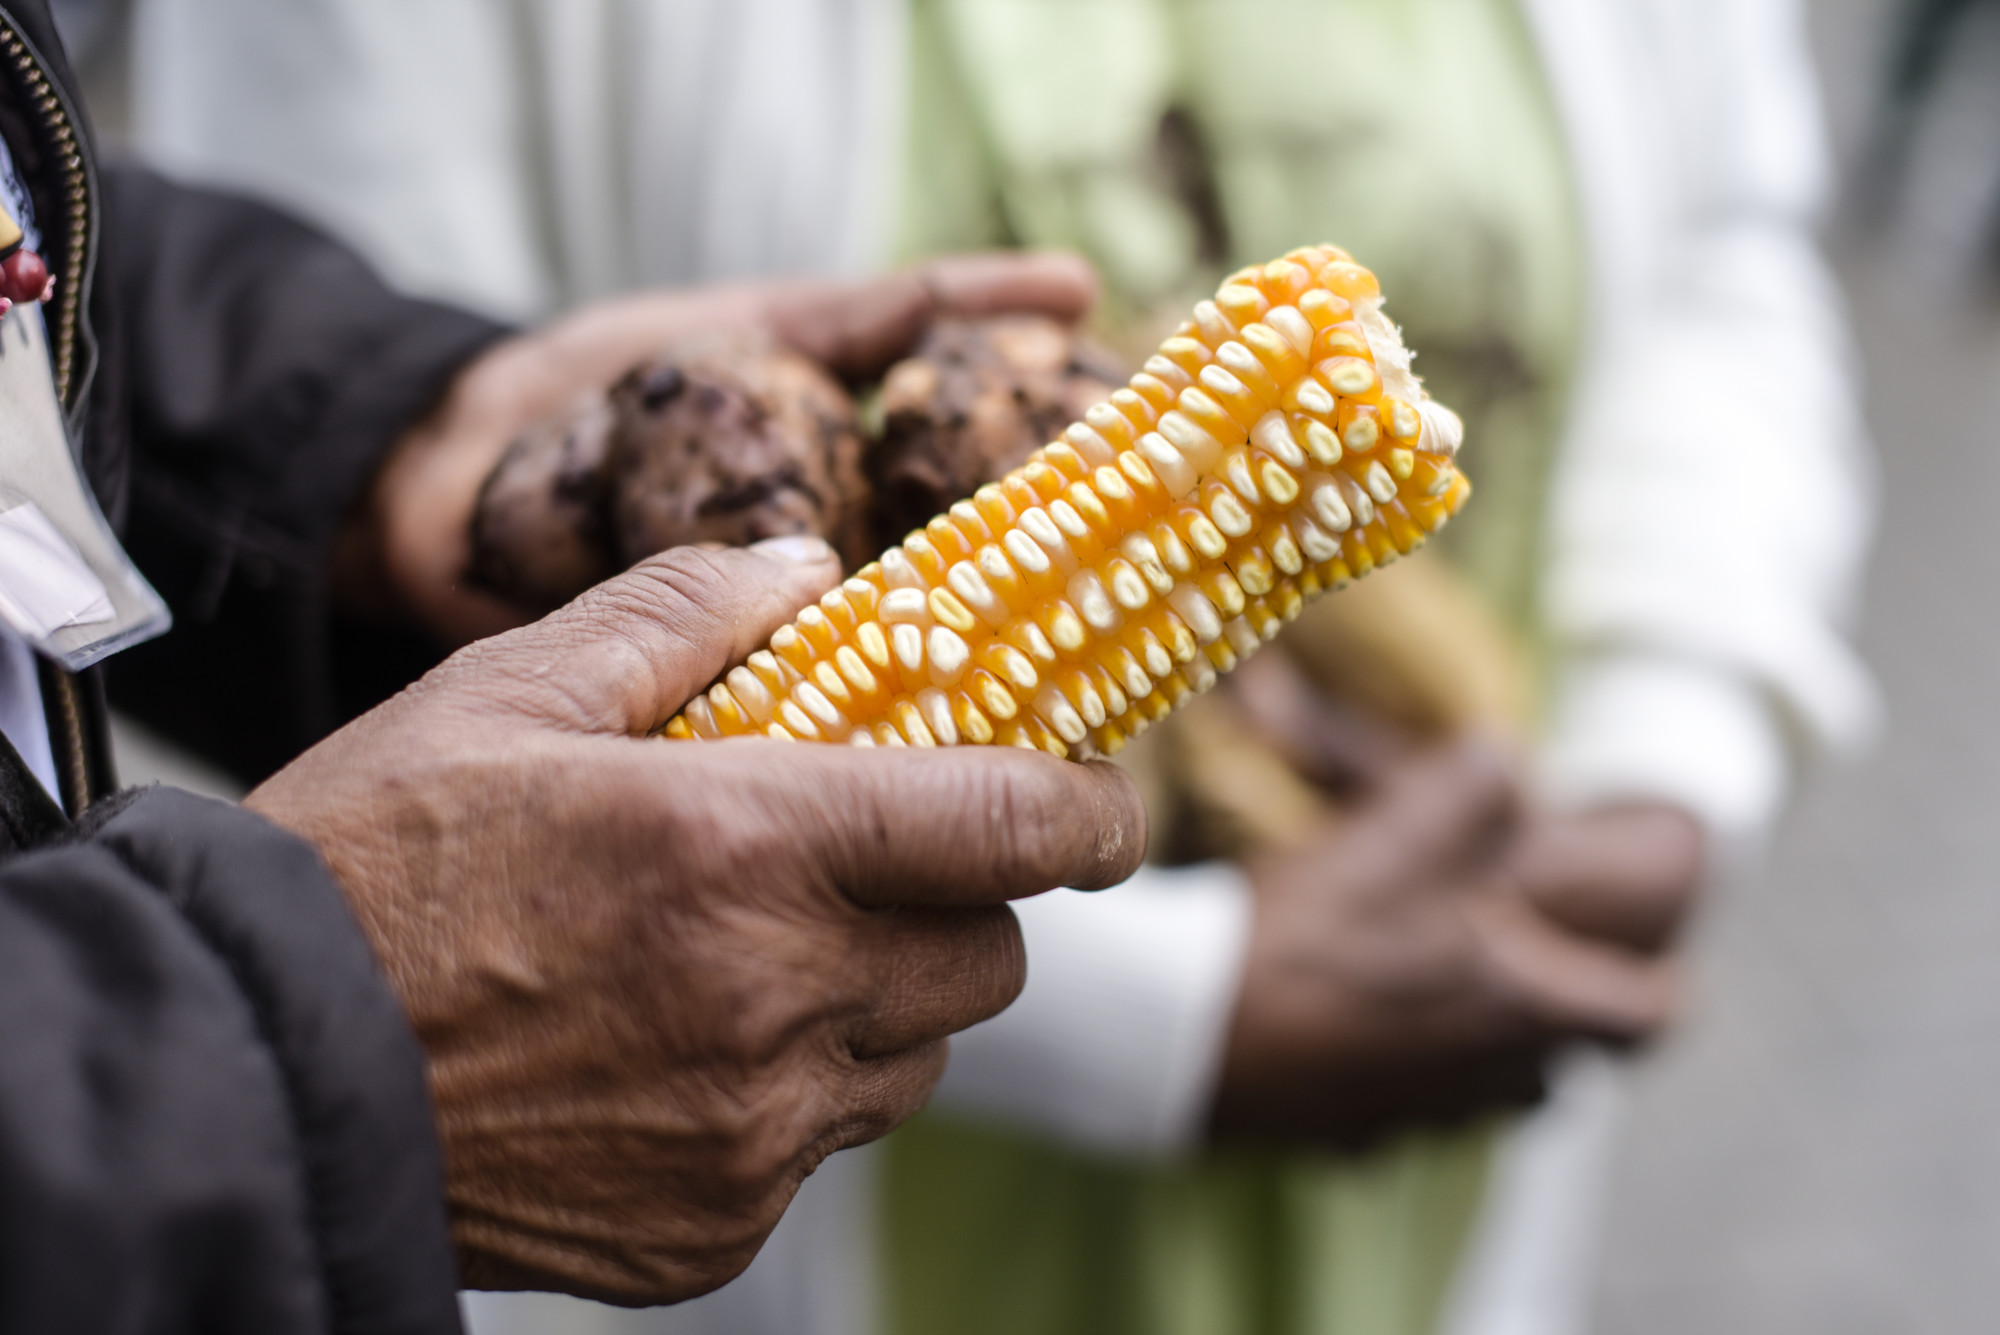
[247,537,1144,1303]
[338,252,1098,645]
[1208,736,1698,1150]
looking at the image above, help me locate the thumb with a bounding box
[447,536,842,734]
[767,252,1101,380]
[914,250,1100,323]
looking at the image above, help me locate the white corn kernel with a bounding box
[1192,300,1236,346]
[1215,341,1270,386]
[1208,489,1254,538]
[1259,459,1300,505]
[1336,472,1376,527]
[879,588,931,625]
[1269,530,1303,574]
[1302,418,1342,465]
[880,548,928,589]
[1034,688,1090,745]
[927,627,971,685]
[1049,499,1094,545]
[1252,411,1306,468]
[1065,422,1117,465]
[917,688,959,746]
[1223,453,1261,506]
[684,696,720,740]
[1199,362,1253,403]
[726,667,776,723]
[1158,411,1225,473]
[1292,514,1341,562]
[1118,533,1172,593]
[1137,433,1199,496]
[891,623,926,677]
[1019,508,1080,571]
[1003,528,1053,576]
[1067,569,1123,634]
[1141,355,1194,392]
[1105,559,1151,611]
[1293,381,1336,416]
[1167,584,1225,644]
[794,683,851,739]
[1310,478,1353,533]
[1363,460,1398,504]
[1265,305,1315,357]
[946,562,1010,629]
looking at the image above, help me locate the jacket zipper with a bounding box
[0,18,88,406]
[1,13,99,812]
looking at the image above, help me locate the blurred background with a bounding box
[1592,2,2000,1330]
[55,0,2000,1330]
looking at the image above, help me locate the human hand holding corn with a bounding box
[247,539,1145,1303]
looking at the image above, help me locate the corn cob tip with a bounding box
[666,248,1471,759]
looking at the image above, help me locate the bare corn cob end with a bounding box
[664,247,1470,760]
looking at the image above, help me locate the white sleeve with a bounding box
[129,0,549,320]
[931,863,1253,1155]
[1534,0,1878,842]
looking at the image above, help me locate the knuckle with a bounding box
[691,1078,830,1209]
[710,1125,807,1205]
[839,1042,950,1145]
[588,549,725,633]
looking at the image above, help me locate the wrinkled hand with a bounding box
[246,537,1144,1303]
[1208,736,1702,1149]
[339,252,1099,645]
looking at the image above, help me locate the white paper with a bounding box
[0,500,114,640]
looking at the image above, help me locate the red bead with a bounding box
[0,249,49,305]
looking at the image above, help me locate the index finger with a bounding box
[1511,806,1706,953]
[1468,894,1683,1044]
[740,741,1148,906]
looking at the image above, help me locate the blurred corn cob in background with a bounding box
[665,246,1470,760]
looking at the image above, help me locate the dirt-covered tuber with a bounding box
[470,334,872,610]
[867,315,1126,544]
[467,391,619,610]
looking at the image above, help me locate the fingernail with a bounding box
[752,535,836,565]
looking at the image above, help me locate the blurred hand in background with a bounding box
[1208,663,1703,1150]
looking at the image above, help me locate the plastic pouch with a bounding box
[0,304,169,669]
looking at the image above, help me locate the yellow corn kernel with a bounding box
[665,249,1469,758]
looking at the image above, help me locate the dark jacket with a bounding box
[0,2,509,1329]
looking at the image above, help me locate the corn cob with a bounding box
[664,247,1470,760]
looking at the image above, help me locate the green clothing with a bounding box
[886,1116,1499,1335]
[900,0,1585,630]
[886,4,1586,1333]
